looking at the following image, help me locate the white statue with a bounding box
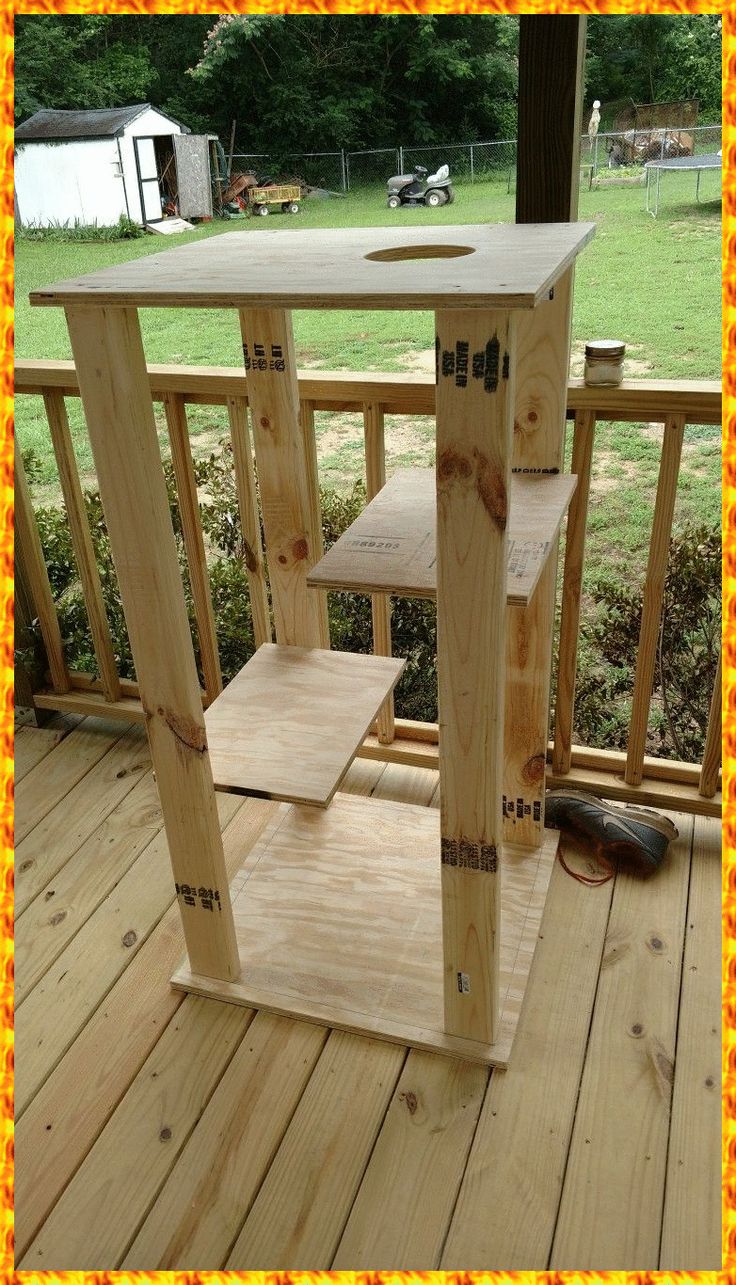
[588,100,601,143]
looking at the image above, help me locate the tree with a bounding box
[584,14,721,123]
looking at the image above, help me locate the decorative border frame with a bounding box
[3,0,729,1278]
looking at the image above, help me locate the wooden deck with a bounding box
[14,713,721,1270]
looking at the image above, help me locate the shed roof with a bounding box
[15,104,187,141]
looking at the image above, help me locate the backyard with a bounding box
[16,173,722,756]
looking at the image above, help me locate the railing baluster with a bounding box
[553,408,596,774]
[363,400,395,744]
[14,448,70,694]
[299,398,330,646]
[225,396,272,649]
[625,413,686,786]
[164,393,223,703]
[43,390,122,702]
[698,649,721,798]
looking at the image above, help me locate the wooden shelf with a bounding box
[171,793,560,1067]
[205,644,405,807]
[307,468,577,607]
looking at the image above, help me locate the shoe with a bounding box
[545,788,679,875]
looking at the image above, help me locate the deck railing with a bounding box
[14,359,722,817]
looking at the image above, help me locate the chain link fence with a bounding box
[231,123,720,194]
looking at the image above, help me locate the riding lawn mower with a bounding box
[386,164,455,209]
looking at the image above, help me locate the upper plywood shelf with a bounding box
[307,468,577,608]
[205,643,405,807]
[30,222,595,311]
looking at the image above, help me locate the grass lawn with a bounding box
[15,173,721,579]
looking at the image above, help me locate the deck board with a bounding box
[14,716,721,1269]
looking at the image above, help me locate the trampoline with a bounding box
[645,151,722,217]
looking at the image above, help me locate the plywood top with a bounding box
[307,468,577,607]
[30,222,595,311]
[205,643,405,807]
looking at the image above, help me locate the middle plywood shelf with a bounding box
[307,467,577,607]
[205,643,405,806]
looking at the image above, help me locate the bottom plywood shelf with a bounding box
[171,793,559,1066]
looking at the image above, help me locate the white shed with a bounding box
[14,104,213,227]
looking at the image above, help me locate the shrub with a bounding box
[17,214,144,243]
[20,443,718,761]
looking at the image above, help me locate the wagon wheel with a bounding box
[255,204,269,216]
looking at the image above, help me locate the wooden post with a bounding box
[163,392,223,704]
[506,15,586,845]
[516,15,587,224]
[364,401,395,745]
[699,650,722,798]
[225,395,272,649]
[14,449,70,695]
[239,309,329,649]
[503,274,574,847]
[625,414,685,786]
[436,308,517,1045]
[552,408,597,774]
[65,305,240,983]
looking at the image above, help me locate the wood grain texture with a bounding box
[308,467,576,607]
[32,222,595,311]
[552,409,597,774]
[550,815,693,1269]
[333,1050,488,1268]
[13,795,273,1260]
[15,771,161,1004]
[440,848,615,1268]
[659,816,722,1269]
[123,1013,327,1268]
[698,649,722,797]
[226,395,272,648]
[43,388,121,701]
[20,997,252,1271]
[435,308,515,1044]
[172,794,558,1067]
[625,414,686,786]
[14,447,70,693]
[66,304,239,982]
[14,719,78,782]
[15,359,723,424]
[239,308,329,648]
[15,716,129,845]
[204,643,405,805]
[225,1031,406,1268]
[503,270,574,848]
[163,392,222,701]
[517,15,586,223]
[364,399,395,743]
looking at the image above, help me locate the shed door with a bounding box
[173,135,212,219]
[133,137,163,223]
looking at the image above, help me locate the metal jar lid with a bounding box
[585,339,626,358]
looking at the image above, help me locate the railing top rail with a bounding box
[15,359,722,425]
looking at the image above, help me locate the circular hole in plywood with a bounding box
[365,244,475,263]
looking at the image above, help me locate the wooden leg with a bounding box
[364,401,395,745]
[504,270,574,847]
[436,308,517,1045]
[238,309,329,650]
[65,305,240,983]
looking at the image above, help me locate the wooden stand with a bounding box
[34,221,593,1058]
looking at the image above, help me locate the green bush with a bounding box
[21,442,718,761]
[17,214,144,243]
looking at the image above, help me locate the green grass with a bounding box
[16,175,721,567]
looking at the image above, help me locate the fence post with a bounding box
[345,152,350,191]
[398,146,404,173]
[340,149,347,192]
[470,144,475,183]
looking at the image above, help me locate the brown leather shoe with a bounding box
[545,788,679,875]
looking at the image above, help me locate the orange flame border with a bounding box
[4,0,730,1278]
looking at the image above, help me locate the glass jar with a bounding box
[584,340,625,387]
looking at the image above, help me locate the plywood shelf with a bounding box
[307,468,577,607]
[171,792,559,1067]
[205,644,405,807]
